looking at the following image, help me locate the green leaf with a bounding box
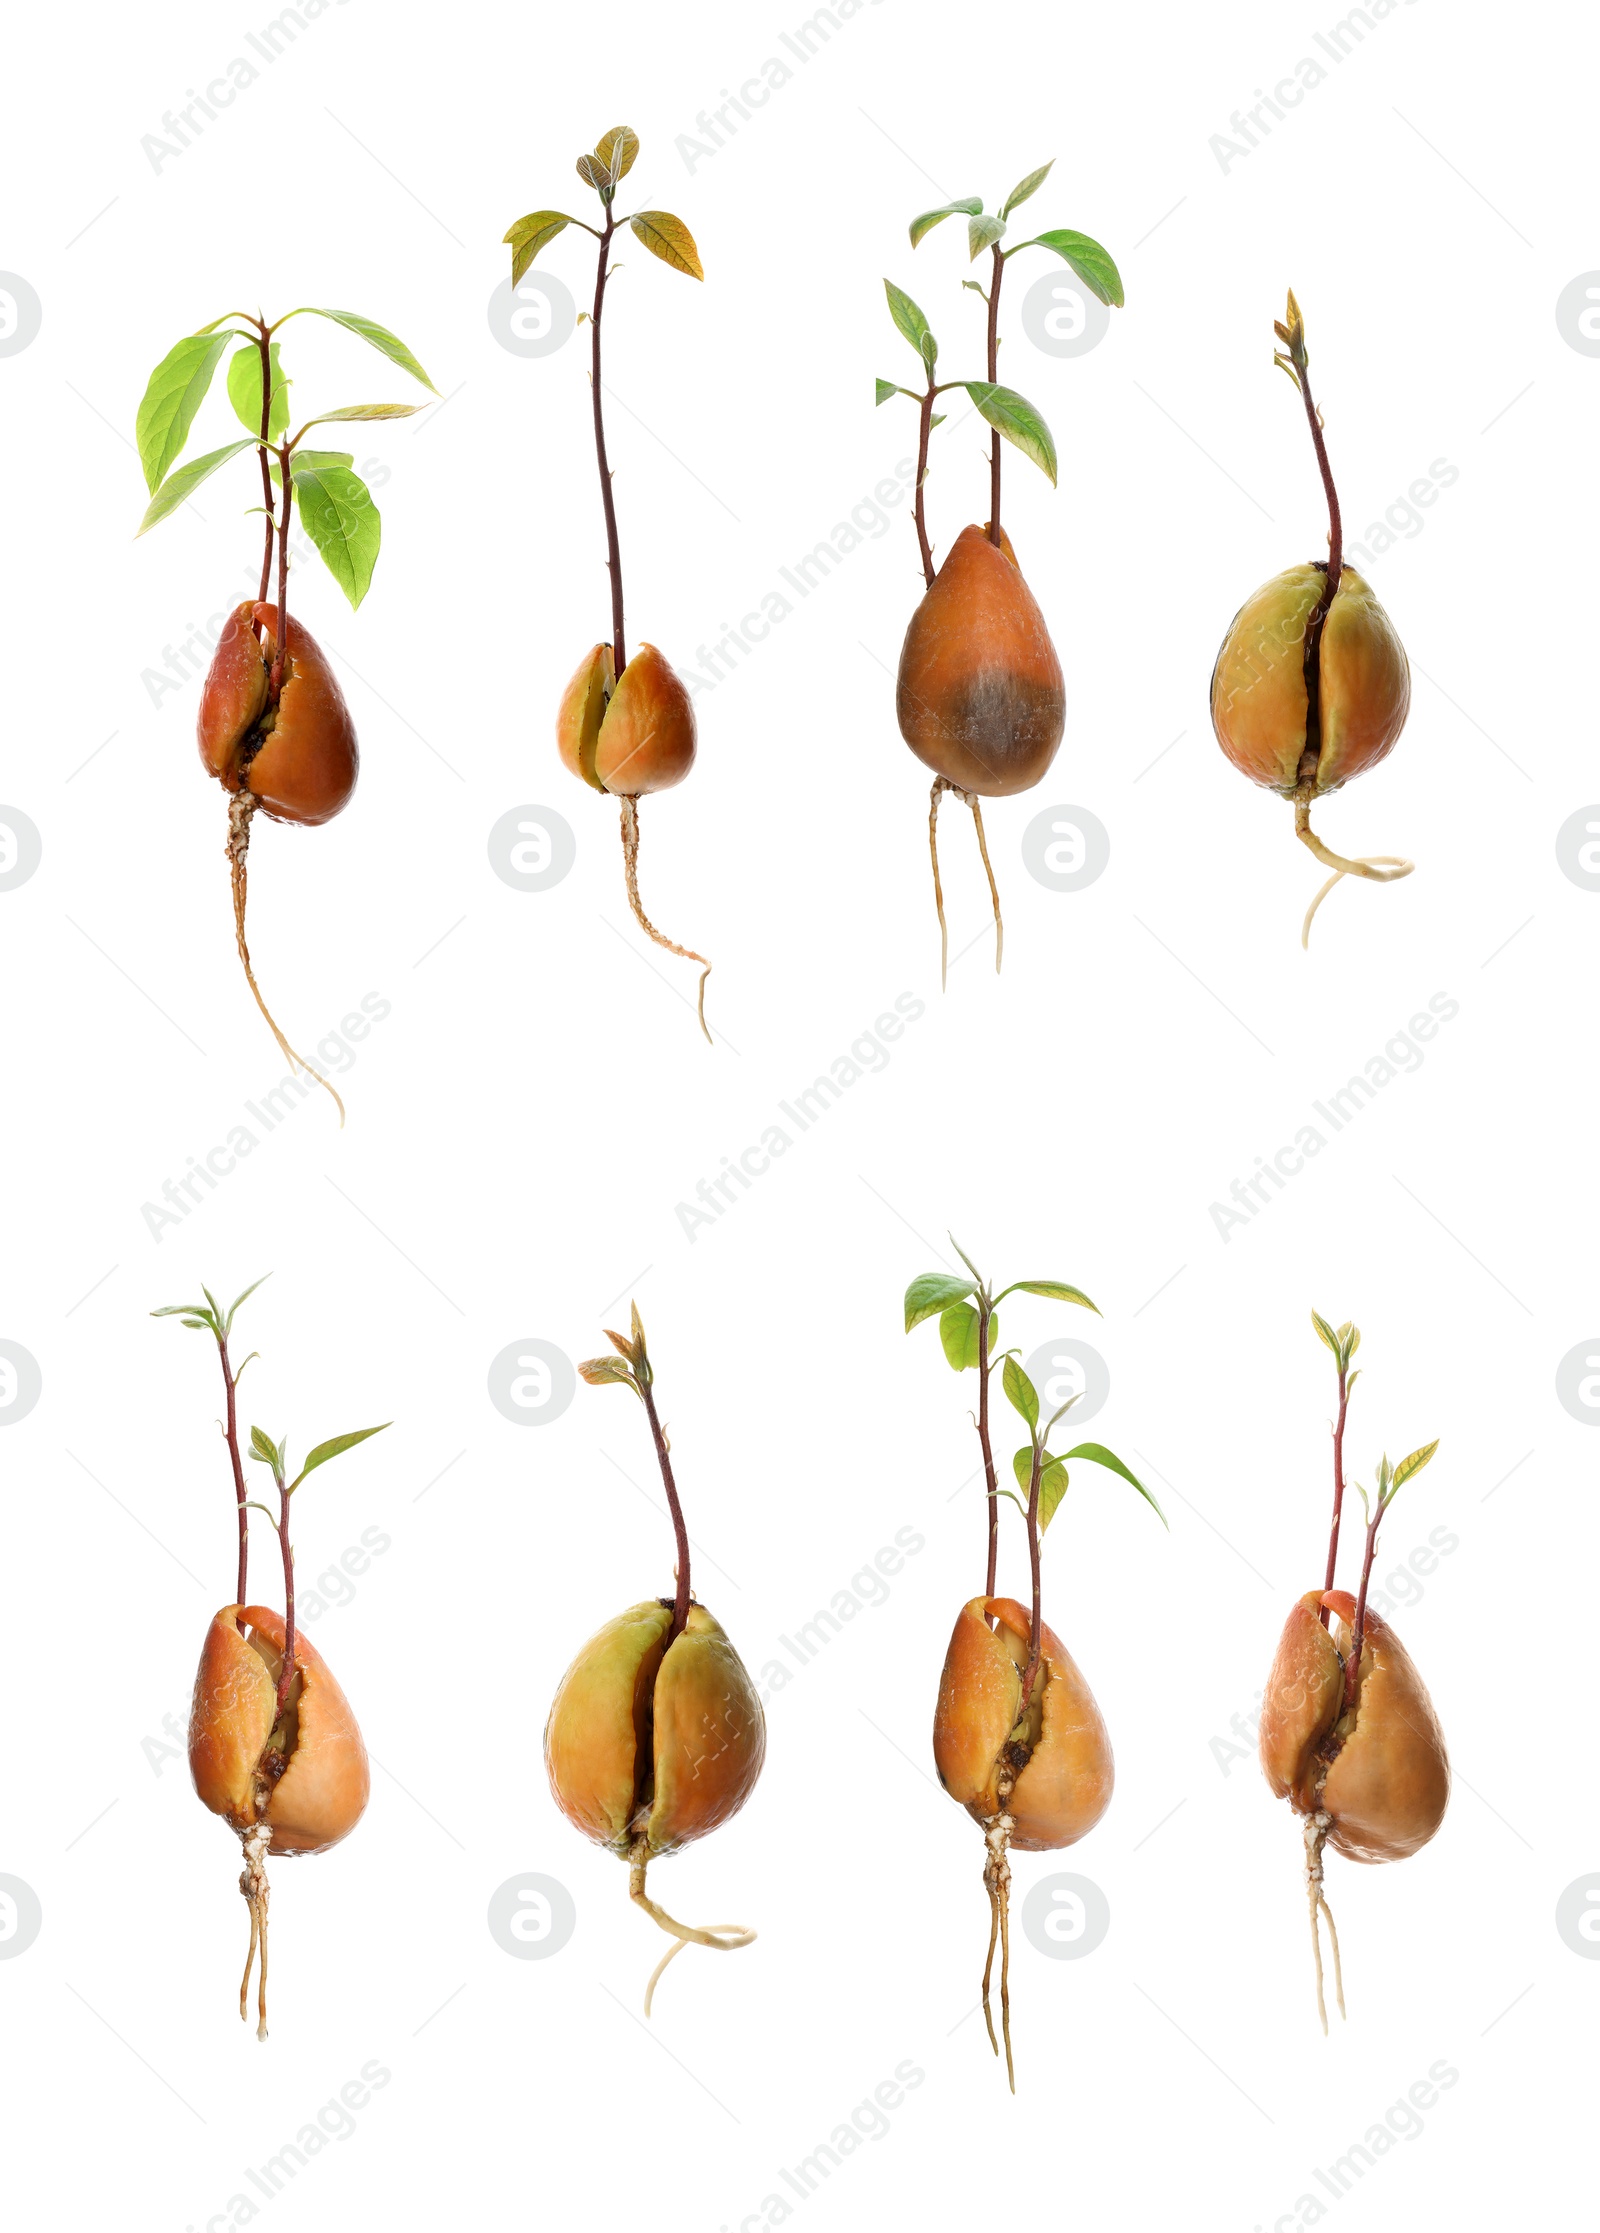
[137,439,255,535]
[294,463,381,609]
[595,125,640,183]
[224,1275,270,1333]
[135,330,236,492]
[295,403,425,433]
[272,447,353,489]
[504,210,573,285]
[629,212,704,279]
[1037,1457,1070,1533]
[1002,1355,1039,1431]
[1387,1440,1439,1500]
[883,280,936,374]
[1310,1310,1341,1359]
[283,308,438,394]
[1009,1444,1068,1528]
[876,378,915,406]
[939,1303,981,1371]
[961,383,1056,484]
[151,1300,214,1323]
[1061,1442,1167,1526]
[909,197,982,249]
[904,1273,975,1332]
[968,213,1006,260]
[249,1425,280,1468]
[997,1279,1100,1313]
[227,340,290,442]
[1013,228,1124,308]
[1001,161,1054,218]
[294,1423,390,1486]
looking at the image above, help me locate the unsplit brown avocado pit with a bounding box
[896,526,1065,799]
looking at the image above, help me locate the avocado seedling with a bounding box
[878,168,1124,980]
[135,302,436,1118]
[504,128,715,1039]
[1259,1312,1447,2030]
[906,1242,1164,2086]
[544,1304,764,2012]
[154,1277,388,2038]
[1211,295,1414,946]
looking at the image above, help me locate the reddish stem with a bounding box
[1343,1503,1382,1709]
[640,1376,691,1642]
[986,245,1004,544]
[268,443,293,703]
[1019,1442,1044,1712]
[977,1299,999,1605]
[254,319,275,607]
[1318,1364,1349,1630]
[217,1336,249,1605]
[1295,348,1342,603]
[590,209,627,675]
[914,380,937,590]
[273,1477,296,1720]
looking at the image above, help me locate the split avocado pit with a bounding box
[1211,292,1417,946]
[198,601,360,1119]
[544,1596,765,2013]
[189,1605,371,2040]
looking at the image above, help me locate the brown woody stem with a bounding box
[591,211,626,674]
[218,1333,250,1604]
[272,1473,296,1720]
[1318,1362,1349,1629]
[254,318,275,607]
[986,245,1004,545]
[1019,1442,1044,1711]
[977,1296,1000,1603]
[638,1372,691,1642]
[268,444,293,704]
[1343,1499,1384,1710]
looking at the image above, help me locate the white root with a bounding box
[238,1821,273,2042]
[1302,1810,1346,2034]
[627,1841,754,2017]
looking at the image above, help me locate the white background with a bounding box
[1,2,1593,2227]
